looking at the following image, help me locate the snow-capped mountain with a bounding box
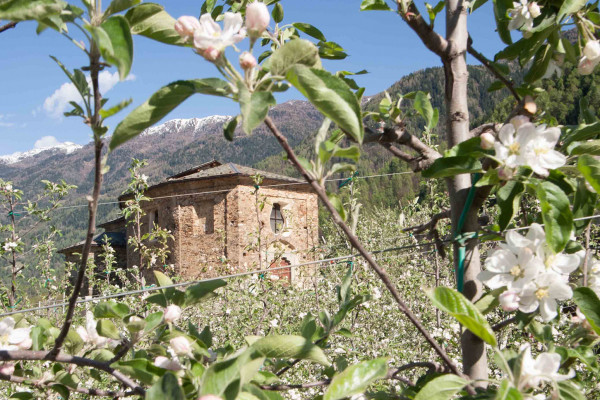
[140,115,231,137]
[0,142,83,165]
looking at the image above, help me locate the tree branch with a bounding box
[48,37,104,357]
[364,126,441,171]
[404,210,451,235]
[0,21,17,34]
[395,0,448,58]
[492,316,517,332]
[264,116,467,381]
[467,37,521,101]
[0,372,135,397]
[0,350,145,395]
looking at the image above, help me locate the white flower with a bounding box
[0,318,31,350]
[269,318,279,328]
[76,312,109,347]
[583,40,600,62]
[507,0,541,31]
[518,273,572,321]
[518,345,574,390]
[0,362,14,375]
[245,2,270,37]
[372,287,382,300]
[499,290,520,311]
[480,132,495,150]
[193,12,245,60]
[164,305,182,323]
[2,242,17,252]
[239,51,257,70]
[478,244,543,292]
[170,336,192,355]
[225,308,231,315]
[588,257,600,297]
[174,16,201,39]
[578,56,597,75]
[298,312,307,319]
[154,356,183,371]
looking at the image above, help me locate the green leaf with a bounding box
[568,140,600,156]
[50,56,89,103]
[0,0,66,21]
[578,155,600,194]
[104,0,140,18]
[272,2,283,23]
[100,98,133,119]
[200,349,264,400]
[414,91,438,131]
[327,192,346,221]
[535,181,573,253]
[292,23,326,42]
[146,372,185,400]
[287,65,363,143]
[318,41,348,60]
[125,3,187,45]
[223,116,239,141]
[427,287,497,346]
[444,137,485,158]
[494,379,522,400]
[557,0,587,21]
[145,311,164,332]
[324,358,387,400]
[524,44,552,83]
[10,392,35,399]
[250,335,330,366]
[266,39,321,77]
[475,288,504,314]
[563,122,600,146]
[573,287,600,335]
[94,301,130,319]
[421,156,482,178]
[110,78,231,150]
[573,179,597,233]
[360,0,392,11]
[51,385,70,400]
[96,319,121,340]
[96,16,134,80]
[492,0,512,44]
[497,180,525,231]
[414,374,468,400]
[238,87,276,134]
[556,381,586,400]
[112,359,164,385]
[184,279,226,307]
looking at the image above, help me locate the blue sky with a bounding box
[0,0,505,155]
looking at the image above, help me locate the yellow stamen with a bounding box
[535,287,548,300]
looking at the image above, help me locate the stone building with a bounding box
[61,161,319,285]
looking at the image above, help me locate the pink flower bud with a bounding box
[170,336,192,355]
[154,356,183,371]
[164,305,182,323]
[0,363,15,375]
[175,16,201,39]
[499,290,520,312]
[239,51,257,70]
[197,396,223,400]
[245,2,270,37]
[578,56,596,75]
[202,47,221,62]
[584,40,600,61]
[498,166,515,180]
[480,132,495,150]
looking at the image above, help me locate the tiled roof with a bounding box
[168,161,304,184]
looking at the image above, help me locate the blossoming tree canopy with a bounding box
[1,0,600,399]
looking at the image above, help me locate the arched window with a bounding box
[270,203,285,233]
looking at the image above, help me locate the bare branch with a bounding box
[0,21,17,34]
[0,349,145,395]
[467,37,521,101]
[364,126,441,171]
[0,372,135,397]
[492,316,517,332]
[404,210,451,235]
[264,116,467,381]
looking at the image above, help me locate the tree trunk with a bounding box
[444,0,488,384]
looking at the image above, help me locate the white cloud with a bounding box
[34,135,61,149]
[43,71,136,119]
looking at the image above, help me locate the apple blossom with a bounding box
[174,16,201,40]
[245,2,270,37]
[154,356,183,371]
[197,396,223,400]
[507,0,541,31]
[192,12,245,61]
[583,40,600,61]
[76,312,109,347]
[578,56,596,75]
[0,363,14,376]
[499,290,520,311]
[164,304,182,323]
[480,132,495,150]
[239,51,257,70]
[518,345,575,390]
[519,273,572,321]
[0,317,31,350]
[170,336,192,355]
[498,166,515,180]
